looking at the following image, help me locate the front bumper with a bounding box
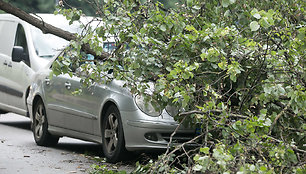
[120,110,196,151]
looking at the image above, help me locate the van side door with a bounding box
[0,20,18,111]
[5,23,32,114]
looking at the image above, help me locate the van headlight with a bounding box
[135,95,162,117]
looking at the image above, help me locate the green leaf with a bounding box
[286,149,298,163]
[263,118,272,126]
[224,10,231,17]
[193,164,202,171]
[230,74,237,82]
[159,24,166,32]
[251,8,259,15]
[259,17,271,28]
[185,25,196,32]
[221,0,230,7]
[218,61,227,70]
[193,154,200,161]
[250,165,256,171]
[260,166,267,171]
[222,0,235,7]
[250,21,260,31]
[297,28,305,40]
[187,0,193,7]
[200,147,210,154]
[200,53,206,61]
[253,13,261,19]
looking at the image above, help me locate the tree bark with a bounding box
[0,0,108,59]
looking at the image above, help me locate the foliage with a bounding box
[51,0,306,173]
[2,0,55,13]
[89,164,127,174]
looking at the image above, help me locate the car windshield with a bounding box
[31,27,69,58]
[30,14,85,59]
[31,28,116,59]
[30,15,117,59]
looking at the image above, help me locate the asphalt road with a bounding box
[0,112,134,174]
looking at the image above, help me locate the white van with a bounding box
[0,14,74,116]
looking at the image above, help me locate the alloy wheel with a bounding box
[104,113,119,154]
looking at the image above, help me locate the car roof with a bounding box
[0,13,22,21]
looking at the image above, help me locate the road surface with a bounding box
[0,113,134,174]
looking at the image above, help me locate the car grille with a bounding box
[161,133,197,144]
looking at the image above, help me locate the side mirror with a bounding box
[12,46,24,62]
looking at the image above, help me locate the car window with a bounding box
[51,50,95,75]
[51,41,116,77]
[74,53,95,76]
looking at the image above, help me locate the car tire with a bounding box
[33,99,59,146]
[102,105,127,163]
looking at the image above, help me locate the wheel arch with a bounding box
[29,94,43,130]
[100,101,119,132]
[100,101,129,162]
[32,95,43,115]
[25,86,31,117]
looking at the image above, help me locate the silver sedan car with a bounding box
[27,51,196,163]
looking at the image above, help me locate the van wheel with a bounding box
[33,99,59,146]
[102,105,127,163]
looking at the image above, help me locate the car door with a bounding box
[5,24,32,113]
[42,71,69,129]
[44,57,100,134]
[62,74,100,134]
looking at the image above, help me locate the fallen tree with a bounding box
[1,0,305,173]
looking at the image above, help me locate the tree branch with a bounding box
[269,102,290,135]
[266,135,306,154]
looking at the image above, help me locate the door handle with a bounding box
[3,61,7,66]
[8,63,12,67]
[65,82,71,90]
[45,78,50,85]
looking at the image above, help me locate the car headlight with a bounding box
[165,105,179,117]
[135,95,162,117]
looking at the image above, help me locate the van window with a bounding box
[14,24,28,54]
[0,21,17,56]
[14,24,30,66]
